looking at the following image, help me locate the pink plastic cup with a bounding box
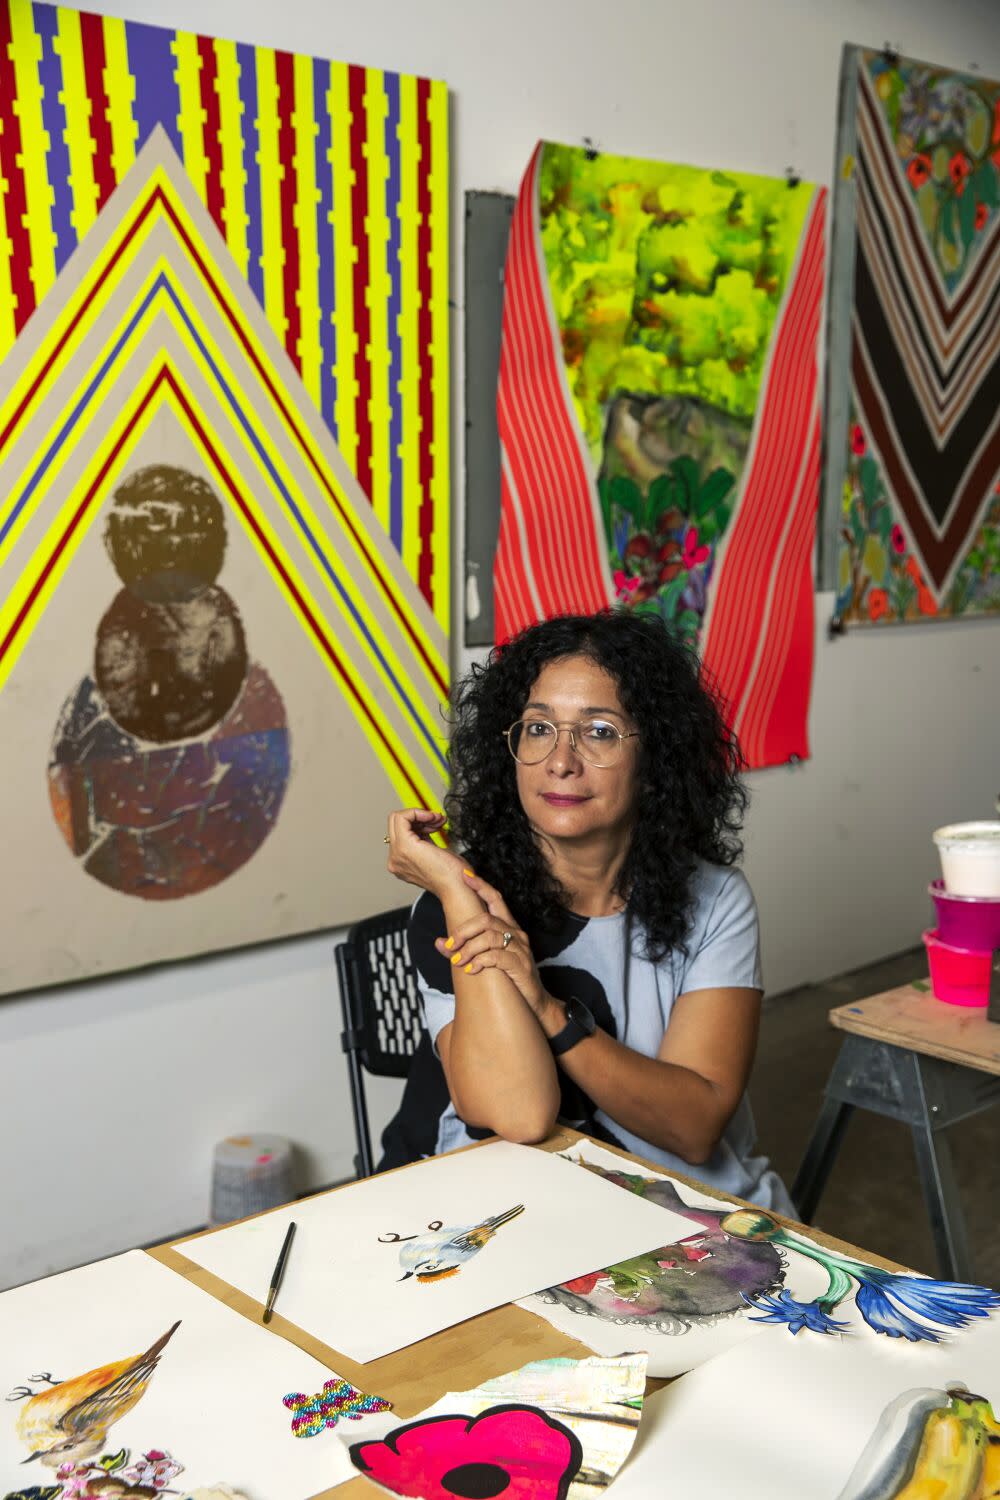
[923,928,993,1007]
[929,880,1000,951]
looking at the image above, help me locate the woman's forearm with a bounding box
[438,883,560,1142]
[537,1003,731,1163]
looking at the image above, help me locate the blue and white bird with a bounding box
[379,1205,525,1283]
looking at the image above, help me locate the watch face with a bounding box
[567,996,596,1035]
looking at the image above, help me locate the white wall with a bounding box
[2,0,999,1289]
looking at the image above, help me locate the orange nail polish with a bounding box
[444,937,454,950]
[463,868,475,878]
[451,953,463,965]
[464,964,473,974]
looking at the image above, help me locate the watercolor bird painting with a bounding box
[379,1205,525,1283]
[7,1321,180,1468]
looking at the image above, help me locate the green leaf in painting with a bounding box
[970,161,998,211]
[696,467,735,518]
[2,1488,63,1500]
[859,456,882,510]
[657,573,689,619]
[609,474,643,519]
[959,181,978,249]
[99,1449,128,1473]
[668,454,700,509]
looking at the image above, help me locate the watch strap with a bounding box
[550,997,596,1057]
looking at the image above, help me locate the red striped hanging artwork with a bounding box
[496,142,827,769]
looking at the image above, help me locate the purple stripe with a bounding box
[236,41,264,306]
[34,2,76,270]
[313,56,337,439]
[125,18,182,158]
[384,70,404,551]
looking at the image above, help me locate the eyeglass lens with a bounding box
[508,719,623,766]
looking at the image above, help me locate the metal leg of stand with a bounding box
[790,1097,855,1223]
[911,1118,974,1283]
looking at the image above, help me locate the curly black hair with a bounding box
[446,611,748,961]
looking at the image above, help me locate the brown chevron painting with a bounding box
[823,47,1000,626]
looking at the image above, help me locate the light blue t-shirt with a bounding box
[401,861,793,1215]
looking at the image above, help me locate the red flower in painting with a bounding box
[351,1406,583,1500]
[563,1270,605,1295]
[851,424,866,456]
[905,154,932,189]
[975,202,989,232]
[948,152,971,194]
[682,526,710,570]
[890,524,906,555]
[867,588,889,623]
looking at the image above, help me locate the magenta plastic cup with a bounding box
[928,881,1000,951]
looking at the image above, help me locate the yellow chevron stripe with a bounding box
[254,47,286,349]
[328,60,357,473]
[102,15,137,182]
[54,7,99,242]
[292,51,322,408]
[173,29,207,207]
[214,38,249,278]
[396,73,421,593]
[9,2,57,306]
[364,68,391,536]
[427,78,450,633]
[0,376,158,697]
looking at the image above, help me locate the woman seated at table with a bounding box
[380,611,793,1214]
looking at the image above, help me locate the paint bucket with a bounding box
[932,822,1000,897]
[929,880,1000,951]
[210,1133,295,1226]
[923,928,992,1008]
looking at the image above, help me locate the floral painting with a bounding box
[496,141,827,767]
[828,50,1000,625]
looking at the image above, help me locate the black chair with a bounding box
[335,905,425,1178]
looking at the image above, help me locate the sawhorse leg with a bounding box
[790,1034,1000,1281]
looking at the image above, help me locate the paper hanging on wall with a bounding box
[496,140,827,768]
[519,1140,1000,1374]
[607,1315,1000,1499]
[344,1352,647,1500]
[823,47,1000,626]
[178,1140,700,1362]
[0,1250,356,1500]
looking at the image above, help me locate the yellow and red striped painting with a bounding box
[0,3,449,994]
[0,1,449,624]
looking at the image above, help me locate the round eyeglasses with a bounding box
[504,717,639,768]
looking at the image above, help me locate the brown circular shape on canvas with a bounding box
[104,464,226,602]
[94,585,248,742]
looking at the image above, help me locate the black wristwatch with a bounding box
[550,996,597,1056]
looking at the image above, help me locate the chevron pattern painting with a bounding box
[829,48,1000,625]
[0,122,449,993]
[0,0,449,625]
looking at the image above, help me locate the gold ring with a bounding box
[383,835,391,844]
[501,930,513,949]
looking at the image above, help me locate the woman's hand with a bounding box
[384,808,469,898]
[436,873,556,1023]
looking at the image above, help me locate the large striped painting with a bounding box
[496,142,826,769]
[0,3,449,996]
[823,48,1000,625]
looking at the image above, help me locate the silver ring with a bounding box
[501,930,513,949]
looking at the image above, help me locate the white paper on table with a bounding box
[610,1318,1000,1500]
[0,1250,355,1500]
[178,1141,702,1363]
[518,1140,813,1377]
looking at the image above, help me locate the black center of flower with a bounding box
[440,1462,511,1498]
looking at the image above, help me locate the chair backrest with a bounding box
[336,904,424,1078]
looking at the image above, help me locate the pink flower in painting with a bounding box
[851,424,866,456]
[890,524,906,555]
[350,1405,583,1500]
[55,1464,96,1500]
[613,569,640,602]
[119,1450,183,1490]
[681,527,710,570]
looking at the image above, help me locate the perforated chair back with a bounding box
[335,905,424,1178]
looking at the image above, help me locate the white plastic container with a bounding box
[932,822,1000,897]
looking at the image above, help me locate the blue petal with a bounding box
[856,1280,939,1342]
[744,1290,848,1336]
[876,1273,1000,1330]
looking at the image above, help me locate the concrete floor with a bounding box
[751,948,1000,1287]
